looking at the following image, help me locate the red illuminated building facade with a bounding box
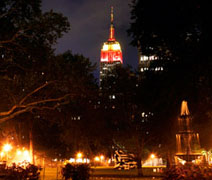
[100,7,123,85]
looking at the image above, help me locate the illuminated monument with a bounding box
[175,101,202,164]
[100,7,123,85]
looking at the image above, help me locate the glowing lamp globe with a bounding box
[3,144,12,152]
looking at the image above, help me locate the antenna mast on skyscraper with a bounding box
[111,6,114,25]
[109,6,115,41]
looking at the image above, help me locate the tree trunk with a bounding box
[166,151,172,168]
[29,121,35,164]
[29,129,34,164]
[137,157,143,176]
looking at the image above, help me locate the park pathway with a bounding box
[40,167,163,180]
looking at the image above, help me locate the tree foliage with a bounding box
[128,0,212,149]
[0,0,101,158]
[0,0,70,123]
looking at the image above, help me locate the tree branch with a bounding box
[0,107,32,124]
[0,30,23,44]
[31,100,70,111]
[0,106,17,117]
[0,28,32,45]
[0,94,71,124]
[19,81,55,105]
[25,94,71,107]
[0,81,73,124]
[0,2,16,19]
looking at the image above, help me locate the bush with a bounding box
[62,163,90,180]
[163,164,212,180]
[0,163,41,180]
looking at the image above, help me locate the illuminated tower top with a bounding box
[109,6,115,41]
[100,7,123,63]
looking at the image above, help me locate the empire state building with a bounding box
[99,7,123,85]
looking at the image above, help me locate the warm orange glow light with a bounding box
[23,150,29,156]
[17,150,22,156]
[0,152,4,158]
[3,144,12,152]
[150,154,155,159]
[77,152,82,159]
[94,156,100,162]
[14,149,31,163]
[100,155,104,160]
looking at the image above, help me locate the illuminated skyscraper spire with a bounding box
[109,6,115,41]
[111,6,114,24]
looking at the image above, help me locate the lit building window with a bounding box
[112,43,121,50]
[103,44,109,51]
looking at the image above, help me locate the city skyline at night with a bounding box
[1,0,212,178]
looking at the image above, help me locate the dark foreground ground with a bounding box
[40,166,164,180]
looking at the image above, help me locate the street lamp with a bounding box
[17,150,22,156]
[3,144,12,152]
[94,156,100,162]
[150,153,155,159]
[76,152,83,163]
[77,152,82,159]
[100,155,104,161]
[150,153,156,167]
[3,143,12,161]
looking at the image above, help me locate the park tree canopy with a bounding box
[0,0,70,123]
[128,0,212,148]
[0,0,100,157]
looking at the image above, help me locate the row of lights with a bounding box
[66,152,156,164]
[65,152,107,164]
[2,144,157,164]
[0,143,31,164]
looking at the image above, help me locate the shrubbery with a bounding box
[0,163,41,180]
[62,163,90,180]
[164,164,212,180]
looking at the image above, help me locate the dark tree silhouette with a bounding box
[128,0,212,151]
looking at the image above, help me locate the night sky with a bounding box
[42,0,138,78]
